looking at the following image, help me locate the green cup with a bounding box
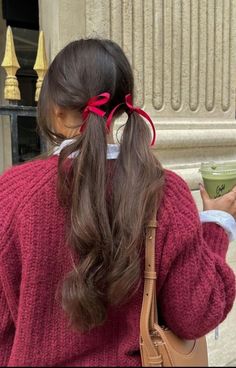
[200,162,236,199]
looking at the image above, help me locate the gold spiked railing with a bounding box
[0,26,48,164]
[1,26,48,103]
[34,31,48,102]
[1,26,21,102]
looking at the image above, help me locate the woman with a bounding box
[0,38,235,367]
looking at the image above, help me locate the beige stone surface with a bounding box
[151,0,236,189]
[81,0,236,119]
[152,0,236,119]
[39,0,85,61]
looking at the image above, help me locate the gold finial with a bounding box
[33,31,48,102]
[1,26,21,101]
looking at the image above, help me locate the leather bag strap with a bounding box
[140,210,163,366]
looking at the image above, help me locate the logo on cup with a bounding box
[215,184,226,198]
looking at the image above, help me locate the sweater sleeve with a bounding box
[0,166,23,366]
[157,171,236,340]
[0,281,15,366]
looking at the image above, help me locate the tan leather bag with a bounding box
[139,218,208,367]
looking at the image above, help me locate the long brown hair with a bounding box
[37,39,164,332]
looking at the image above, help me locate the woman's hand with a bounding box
[199,183,236,219]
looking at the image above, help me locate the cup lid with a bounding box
[200,161,236,175]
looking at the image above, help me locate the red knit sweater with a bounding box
[0,155,235,367]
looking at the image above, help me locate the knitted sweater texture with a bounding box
[0,156,235,367]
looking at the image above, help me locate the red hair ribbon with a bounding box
[80,92,111,132]
[106,94,156,146]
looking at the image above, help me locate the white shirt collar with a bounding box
[53,138,120,160]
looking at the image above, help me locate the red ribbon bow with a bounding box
[106,94,156,146]
[80,92,111,132]
[80,92,156,146]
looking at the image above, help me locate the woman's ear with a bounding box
[53,105,65,120]
[51,105,67,137]
[52,105,81,138]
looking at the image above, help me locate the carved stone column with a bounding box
[86,0,236,189]
[38,0,86,61]
[150,0,236,189]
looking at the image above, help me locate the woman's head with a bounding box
[38,39,134,142]
[37,38,164,333]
